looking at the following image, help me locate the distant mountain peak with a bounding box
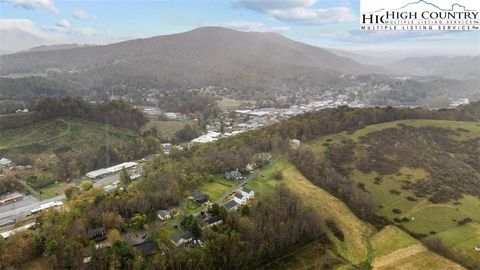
[0,28,52,53]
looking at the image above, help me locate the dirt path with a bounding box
[372,244,425,269]
[372,243,466,270]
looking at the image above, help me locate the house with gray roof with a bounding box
[193,191,208,203]
[157,210,171,221]
[224,200,238,211]
[224,170,242,180]
[171,231,194,247]
[203,216,223,228]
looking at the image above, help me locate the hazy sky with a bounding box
[1,0,479,55]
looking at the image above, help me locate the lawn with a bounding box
[244,159,289,197]
[199,176,233,202]
[156,226,177,246]
[38,182,74,200]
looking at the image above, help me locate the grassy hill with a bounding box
[0,117,139,155]
[307,119,480,268]
[250,159,465,269]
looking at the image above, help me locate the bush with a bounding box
[80,181,93,191]
[392,208,402,214]
[273,171,283,180]
[406,196,418,201]
[325,220,344,241]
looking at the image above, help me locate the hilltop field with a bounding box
[306,119,480,268]
[0,117,138,155]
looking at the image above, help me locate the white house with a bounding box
[171,231,194,247]
[241,187,255,200]
[245,163,256,172]
[157,210,171,221]
[233,193,247,205]
[0,158,12,167]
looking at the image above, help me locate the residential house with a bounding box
[240,187,255,200]
[193,191,208,203]
[161,143,173,154]
[157,210,171,221]
[245,163,256,172]
[135,241,157,255]
[202,216,223,228]
[290,139,301,149]
[0,158,12,167]
[233,193,246,205]
[224,169,242,180]
[88,227,107,241]
[224,200,238,212]
[171,231,194,247]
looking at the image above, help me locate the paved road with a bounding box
[0,173,121,222]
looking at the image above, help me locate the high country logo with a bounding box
[360,0,480,31]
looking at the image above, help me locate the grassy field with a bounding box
[0,117,138,153]
[281,164,374,264]
[244,159,289,197]
[307,119,480,267]
[38,182,74,200]
[199,176,234,202]
[371,226,465,270]
[141,120,196,139]
[427,222,480,266]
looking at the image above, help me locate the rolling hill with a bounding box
[246,159,466,269]
[308,119,480,268]
[389,56,480,79]
[0,27,383,91]
[0,117,139,156]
